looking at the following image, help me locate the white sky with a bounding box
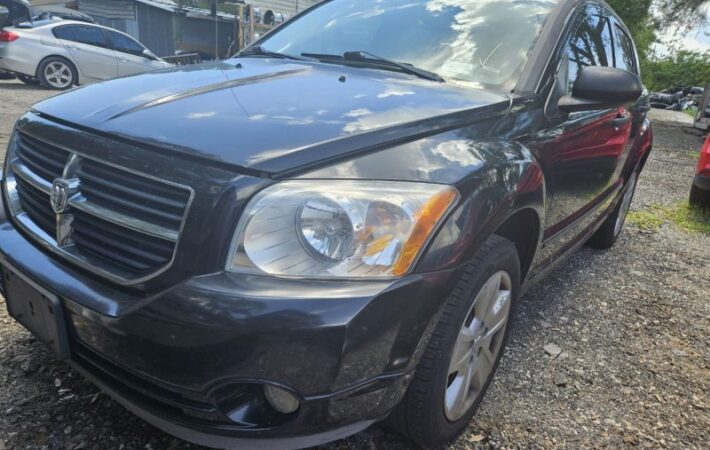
[653,25,710,54]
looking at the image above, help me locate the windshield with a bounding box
[257,0,559,91]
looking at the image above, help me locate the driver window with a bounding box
[565,14,614,94]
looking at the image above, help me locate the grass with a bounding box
[684,109,697,119]
[626,202,710,234]
[627,206,666,231]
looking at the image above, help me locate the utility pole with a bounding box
[212,0,218,59]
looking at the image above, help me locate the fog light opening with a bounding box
[263,385,300,414]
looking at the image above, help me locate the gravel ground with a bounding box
[0,80,708,450]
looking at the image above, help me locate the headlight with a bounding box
[228,180,458,278]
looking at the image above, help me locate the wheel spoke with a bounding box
[483,289,512,327]
[470,351,493,390]
[473,274,499,317]
[447,362,474,418]
[449,340,473,373]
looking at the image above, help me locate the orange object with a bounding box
[392,187,458,275]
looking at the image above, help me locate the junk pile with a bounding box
[649,86,705,111]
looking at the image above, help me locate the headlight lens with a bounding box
[228,180,458,278]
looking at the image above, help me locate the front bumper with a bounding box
[0,195,459,448]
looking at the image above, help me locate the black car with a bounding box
[1,0,652,448]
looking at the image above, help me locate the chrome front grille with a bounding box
[4,132,193,284]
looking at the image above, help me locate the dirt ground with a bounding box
[0,79,708,450]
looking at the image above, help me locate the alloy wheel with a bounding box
[44,62,73,89]
[444,270,512,421]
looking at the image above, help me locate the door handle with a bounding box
[67,44,80,50]
[612,113,632,128]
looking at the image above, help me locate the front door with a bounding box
[54,25,118,82]
[105,29,155,77]
[528,6,635,263]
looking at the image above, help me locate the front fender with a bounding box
[416,141,546,273]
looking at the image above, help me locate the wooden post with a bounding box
[236,4,244,51]
[247,4,254,46]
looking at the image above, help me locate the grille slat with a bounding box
[15,178,55,237]
[79,184,185,228]
[8,132,192,280]
[80,160,190,203]
[17,150,62,182]
[18,142,67,172]
[15,133,69,181]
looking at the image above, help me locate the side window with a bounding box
[71,26,108,48]
[107,30,145,57]
[53,26,76,41]
[613,25,637,74]
[566,14,614,93]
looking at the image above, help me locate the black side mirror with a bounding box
[559,66,642,113]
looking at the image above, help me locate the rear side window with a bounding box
[567,14,613,92]
[613,25,637,74]
[107,30,145,56]
[53,26,76,41]
[58,25,107,48]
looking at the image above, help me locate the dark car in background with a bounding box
[1,0,652,448]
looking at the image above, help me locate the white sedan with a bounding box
[1,0,171,90]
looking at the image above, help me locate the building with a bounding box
[74,0,235,58]
[56,0,320,58]
[250,0,319,17]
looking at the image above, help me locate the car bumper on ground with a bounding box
[0,193,459,448]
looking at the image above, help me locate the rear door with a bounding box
[105,29,156,77]
[53,24,118,82]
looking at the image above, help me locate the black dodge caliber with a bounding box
[1,0,653,448]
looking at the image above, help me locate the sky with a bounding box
[654,25,710,54]
[652,2,710,55]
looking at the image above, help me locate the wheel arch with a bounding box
[35,54,80,84]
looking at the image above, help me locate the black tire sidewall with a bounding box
[689,184,710,209]
[38,57,77,90]
[587,169,639,249]
[400,236,521,447]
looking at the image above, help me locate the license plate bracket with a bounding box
[2,263,70,359]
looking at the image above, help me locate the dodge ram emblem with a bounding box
[50,179,71,214]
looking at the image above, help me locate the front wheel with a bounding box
[388,235,520,448]
[587,170,638,249]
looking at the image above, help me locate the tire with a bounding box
[587,170,639,250]
[17,74,40,85]
[689,184,710,209]
[388,235,520,448]
[37,57,77,90]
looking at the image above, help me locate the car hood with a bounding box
[32,58,508,175]
[0,0,30,27]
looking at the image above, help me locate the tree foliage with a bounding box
[642,50,710,90]
[606,0,709,89]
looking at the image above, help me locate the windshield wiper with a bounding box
[238,45,313,62]
[302,51,444,82]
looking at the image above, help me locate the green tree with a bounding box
[643,50,710,90]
